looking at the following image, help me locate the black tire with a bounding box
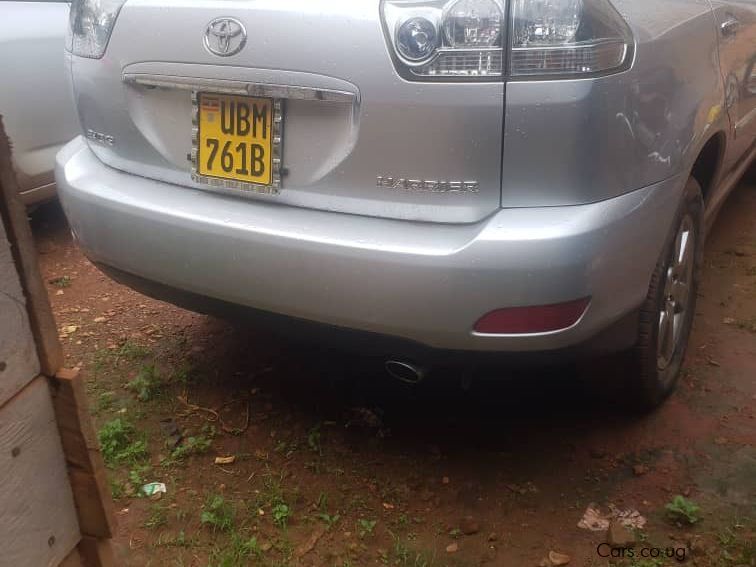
[622,176,704,411]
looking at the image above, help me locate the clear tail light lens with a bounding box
[510,0,633,77]
[382,0,505,79]
[381,0,632,80]
[66,0,127,59]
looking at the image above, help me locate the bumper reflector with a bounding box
[473,297,591,334]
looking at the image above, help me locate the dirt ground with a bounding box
[31,175,755,567]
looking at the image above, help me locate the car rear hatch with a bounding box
[71,0,504,224]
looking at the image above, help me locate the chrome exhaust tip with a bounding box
[384,360,426,384]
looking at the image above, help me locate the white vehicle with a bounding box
[0,0,78,206]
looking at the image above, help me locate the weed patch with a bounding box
[201,494,235,532]
[98,418,148,467]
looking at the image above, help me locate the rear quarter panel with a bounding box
[501,0,727,207]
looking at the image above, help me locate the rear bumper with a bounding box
[56,136,685,353]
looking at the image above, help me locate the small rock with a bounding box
[606,520,636,547]
[548,551,570,566]
[93,317,107,323]
[446,543,459,553]
[633,464,649,476]
[487,532,498,542]
[460,516,480,535]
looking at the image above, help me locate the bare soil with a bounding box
[32,175,755,567]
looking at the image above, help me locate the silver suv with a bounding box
[57,0,755,408]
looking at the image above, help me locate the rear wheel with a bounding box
[623,176,704,411]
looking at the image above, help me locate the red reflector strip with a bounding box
[473,297,591,334]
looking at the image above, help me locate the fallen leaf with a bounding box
[549,550,570,565]
[214,456,236,465]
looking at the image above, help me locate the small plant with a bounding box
[93,339,151,374]
[201,494,235,532]
[128,463,151,487]
[143,503,168,529]
[316,493,340,528]
[114,339,151,362]
[94,391,115,414]
[98,418,148,467]
[209,532,262,567]
[665,495,701,525]
[391,536,431,567]
[167,434,212,463]
[272,502,291,528]
[169,362,195,385]
[126,364,162,401]
[357,518,377,538]
[49,276,72,288]
[153,529,194,549]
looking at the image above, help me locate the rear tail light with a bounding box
[510,0,633,77]
[473,297,590,334]
[66,0,127,59]
[382,0,505,78]
[381,0,632,80]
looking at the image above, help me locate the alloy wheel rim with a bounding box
[657,214,695,371]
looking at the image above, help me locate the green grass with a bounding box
[49,275,72,288]
[209,532,263,567]
[126,364,163,401]
[391,536,433,567]
[144,502,168,529]
[165,433,213,465]
[315,493,340,528]
[201,494,235,532]
[357,518,377,538]
[152,530,195,549]
[93,339,151,373]
[665,495,701,525]
[97,418,149,467]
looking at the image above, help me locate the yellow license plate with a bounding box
[197,93,274,186]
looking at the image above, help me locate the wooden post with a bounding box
[0,116,116,565]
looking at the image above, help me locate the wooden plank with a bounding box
[77,537,116,567]
[0,377,81,566]
[0,116,63,377]
[50,368,117,538]
[59,547,84,567]
[0,211,40,407]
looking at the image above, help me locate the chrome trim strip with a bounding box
[123,73,356,103]
[190,92,283,195]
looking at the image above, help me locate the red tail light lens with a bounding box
[473,297,590,334]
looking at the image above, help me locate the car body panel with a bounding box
[710,0,756,174]
[57,0,756,353]
[501,0,728,207]
[71,0,505,224]
[0,1,78,205]
[57,136,684,352]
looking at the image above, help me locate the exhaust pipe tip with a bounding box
[385,360,425,384]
